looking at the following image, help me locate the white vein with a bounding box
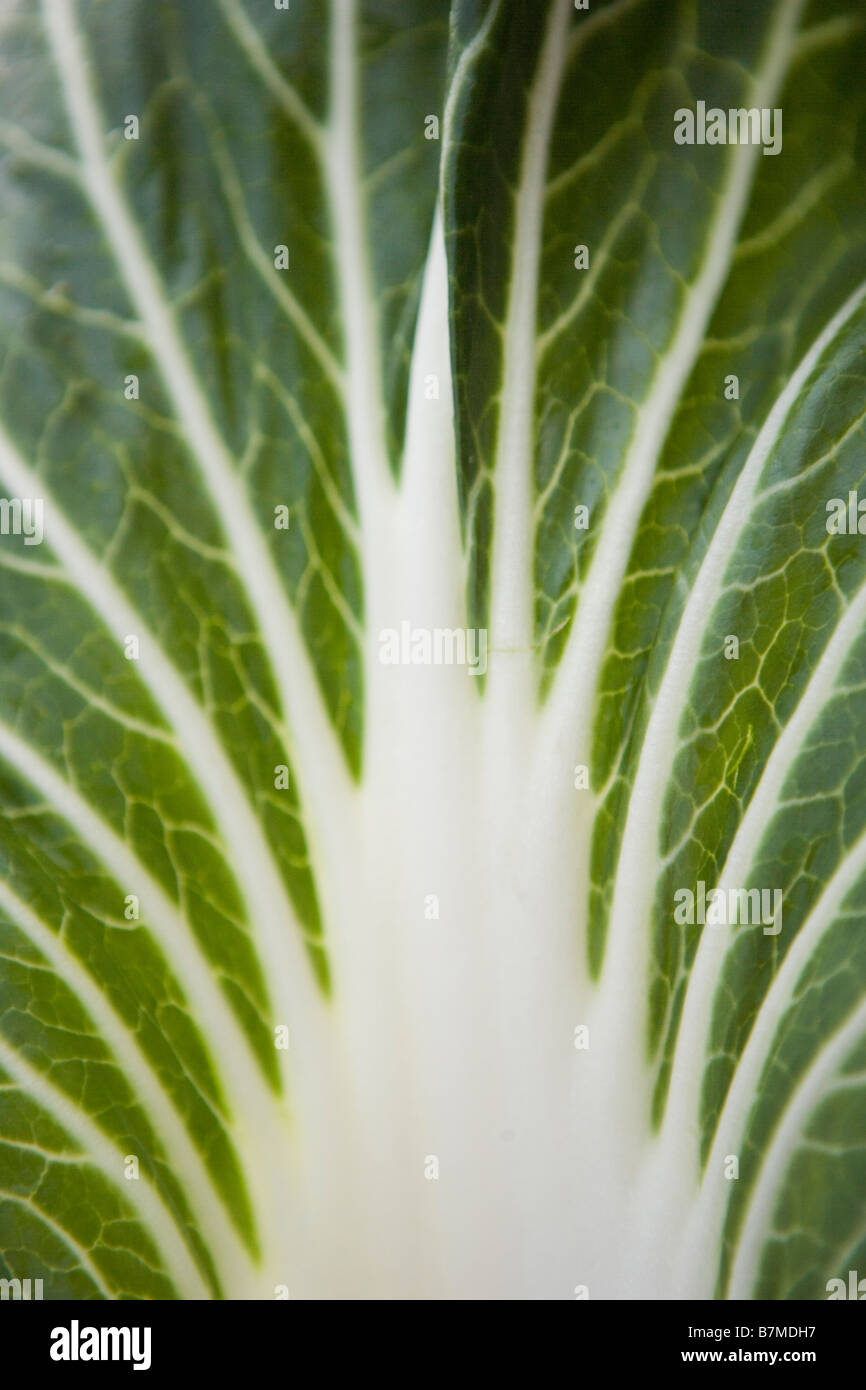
[0,711,278,1150]
[439,0,504,178]
[0,419,321,1074]
[0,1035,209,1299]
[40,0,355,937]
[793,13,865,62]
[537,0,809,793]
[325,0,394,533]
[487,0,574,674]
[0,878,255,1277]
[2,623,177,746]
[664,559,866,1156]
[734,156,853,262]
[583,264,865,1108]
[0,261,145,341]
[0,1190,112,1297]
[727,996,866,1297]
[675,819,866,1293]
[219,0,405,719]
[0,117,79,183]
[214,0,323,154]
[565,0,650,61]
[190,86,344,392]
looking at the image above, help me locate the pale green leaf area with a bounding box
[0,0,865,1299]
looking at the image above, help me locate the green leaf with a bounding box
[1,0,866,1301]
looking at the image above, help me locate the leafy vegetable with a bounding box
[1,0,866,1300]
